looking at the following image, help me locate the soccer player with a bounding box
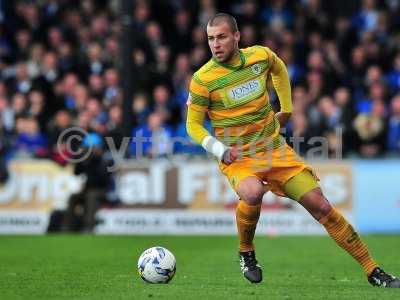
[186,13,400,287]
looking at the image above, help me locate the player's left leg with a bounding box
[284,170,400,288]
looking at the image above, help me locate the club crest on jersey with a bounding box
[228,79,261,102]
[251,63,262,75]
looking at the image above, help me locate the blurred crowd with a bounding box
[0,0,400,167]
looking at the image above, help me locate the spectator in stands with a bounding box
[10,93,27,125]
[152,84,180,125]
[387,94,400,153]
[26,44,44,79]
[190,45,208,70]
[27,90,48,131]
[83,42,109,78]
[351,0,379,35]
[132,92,150,128]
[0,121,11,183]
[172,53,191,95]
[13,116,48,158]
[318,96,343,157]
[86,97,107,134]
[105,105,125,151]
[333,87,356,155]
[130,111,173,158]
[198,0,216,27]
[232,0,260,28]
[10,62,33,94]
[191,25,207,48]
[279,47,304,85]
[261,0,293,31]
[88,74,104,99]
[72,84,89,115]
[103,68,121,107]
[47,110,73,166]
[34,51,60,105]
[149,45,172,87]
[353,99,387,157]
[15,28,31,61]
[289,113,312,156]
[60,73,79,111]
[0,95,13,131]
[173,9,193,53]
[64,133,110,232]
[319,96,341,131]
[240,24,258,47]
[387,52,400,94]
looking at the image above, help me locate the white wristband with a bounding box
[201,136,228,161]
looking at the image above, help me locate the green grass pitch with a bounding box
[0,235,399,299]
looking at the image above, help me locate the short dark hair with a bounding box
[207,13,238,33]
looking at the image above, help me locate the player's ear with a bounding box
[234,31,240,43]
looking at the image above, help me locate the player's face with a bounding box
[207,22,240,63]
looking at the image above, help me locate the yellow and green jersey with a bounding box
[187,45,292,156]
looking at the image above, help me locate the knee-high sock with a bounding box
[319,207,378,275]
[236,200,261,252]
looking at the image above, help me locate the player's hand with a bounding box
[275,112,292,127]
[222,147,238,165]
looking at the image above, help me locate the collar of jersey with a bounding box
[212,50,245,70]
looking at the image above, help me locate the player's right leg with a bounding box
[235,176,265,283]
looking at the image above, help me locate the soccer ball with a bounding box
[137,246,176,283]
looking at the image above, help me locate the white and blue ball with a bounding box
[137,246,176,283]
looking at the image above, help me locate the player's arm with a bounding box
[186,106,237,164]
[268,49,293,127]
[186,78,236,163]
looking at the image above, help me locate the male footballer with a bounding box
[186,13,399,287]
